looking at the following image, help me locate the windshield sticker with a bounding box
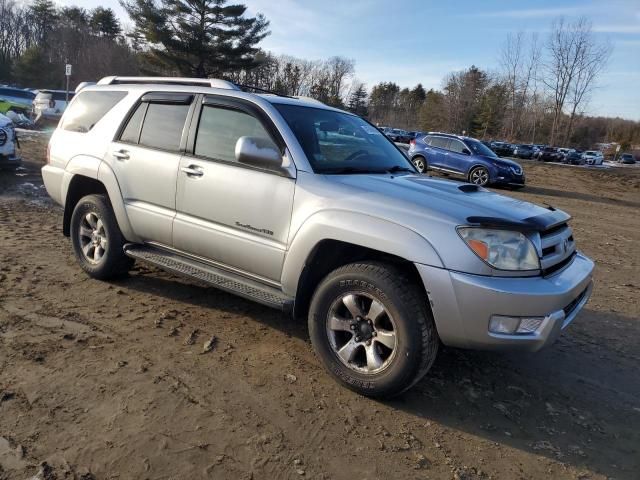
[361,125,378,135]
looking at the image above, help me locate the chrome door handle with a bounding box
[181,165,204,177]
[112,150,129,160]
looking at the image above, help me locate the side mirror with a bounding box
[462,148,471,155]
[235,136,287,175]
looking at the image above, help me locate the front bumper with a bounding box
[416,252,594,352]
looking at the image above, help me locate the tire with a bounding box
[469,166,490,186]
[308,262,439,398]
[70,194,134,280]
[412,155,427,173]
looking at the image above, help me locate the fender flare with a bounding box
[280,210,444,296]
[61,155,139,242]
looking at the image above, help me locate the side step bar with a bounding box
[124,244,293,312]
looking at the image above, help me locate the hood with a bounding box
[330,173,567,232]
[486,156,522,169]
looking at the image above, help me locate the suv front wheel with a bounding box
[308,262,439,398]
[70,194,134,280]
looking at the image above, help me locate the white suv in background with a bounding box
[581,150,604,165]
[33,89,75,120]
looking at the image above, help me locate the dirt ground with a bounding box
[1,133,639,480]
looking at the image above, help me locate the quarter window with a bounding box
[138,103,190,152]
[194,105,273,163]
[61,91,127,133]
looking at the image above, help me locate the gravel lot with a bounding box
[1,134,639,479]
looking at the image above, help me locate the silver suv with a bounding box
[42,77,594,397]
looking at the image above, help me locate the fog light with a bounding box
[489,315,520,334]
[489,315,544,335]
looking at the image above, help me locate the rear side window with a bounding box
[194,105,272,163]
[61,91,127,133]
[138,103,190,152]
[119,103,146,144]
[430,137,450,149]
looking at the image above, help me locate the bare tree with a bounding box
[563,38,611,143]
[543,17,609,145]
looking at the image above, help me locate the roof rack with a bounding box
[96,76,241,90]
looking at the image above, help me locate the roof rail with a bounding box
[96,76,241,90]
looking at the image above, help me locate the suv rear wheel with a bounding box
[308,262,439,398]
[412,155,427,173]
[70,194,133,280]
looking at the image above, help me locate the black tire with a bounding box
[70,194,134,280]
[469,166,490,186]
[308,262,439,398]
[412,155,427,173]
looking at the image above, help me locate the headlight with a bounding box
[458,227,540,271]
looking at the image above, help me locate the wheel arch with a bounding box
[282,211,444,319]
[62,159,138,242]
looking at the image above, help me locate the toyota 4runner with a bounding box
[42,77,594,398]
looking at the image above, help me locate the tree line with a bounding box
[0,0,637,149]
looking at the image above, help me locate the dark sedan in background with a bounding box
[490,141,515,157]
[537,147,564,162]
[513,144,535,159]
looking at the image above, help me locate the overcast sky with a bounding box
[59,0,640,120]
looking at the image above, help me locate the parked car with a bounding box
[557,148,573,160]
[0,86,35,111]
[490,141,515,157]
[538,147,563,162]
[0,112,20,168]
[513,144,535,159]
[619,153,636,164]
[582,150,604,165]
[408,133,525,187]
[42,76,593,398]
[407,131,427,141]
[386,128,412,144]
[563,150,584,165]
[33,89,75,119]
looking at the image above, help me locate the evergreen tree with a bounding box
[29,0,58,45]
[347,83,368,117]
[121,0,270,77]
[90,7,122,39]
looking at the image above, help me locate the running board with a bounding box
[124,245,293,311]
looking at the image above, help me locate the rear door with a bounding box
[107,92,195,245]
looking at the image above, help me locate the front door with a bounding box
[173,97,295,283]
[107,93,194,245]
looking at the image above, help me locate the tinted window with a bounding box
[195,105,273,163]
[448,139,468,154]
[119,103,147,144]
[275,103,414,174]
[139,103,190,151]
[61,91,127,133]
[430,137,450,149]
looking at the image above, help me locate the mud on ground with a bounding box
[0,141,639,479]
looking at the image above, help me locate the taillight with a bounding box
[410,139,416,146]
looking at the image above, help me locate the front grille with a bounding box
[539,222,576,275]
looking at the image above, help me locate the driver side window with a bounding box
[194,105,273,163]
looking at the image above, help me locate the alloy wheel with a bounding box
[78,212,108,264]
[470,167,489,185]
[326,292,398,374]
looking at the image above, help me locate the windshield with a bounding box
[274,103,415,174]
[466,139,497,158]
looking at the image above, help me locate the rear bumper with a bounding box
[416,252,594,352]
